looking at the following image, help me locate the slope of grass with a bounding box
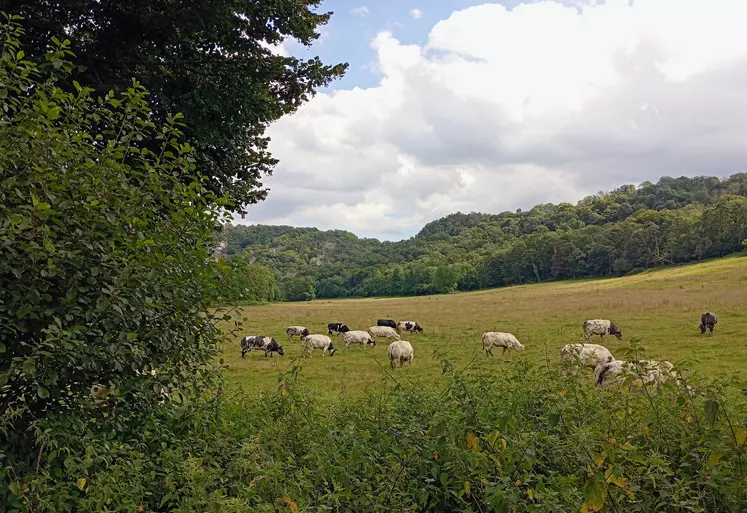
[221,255,747,399]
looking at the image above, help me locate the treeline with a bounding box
[224,174,747,300]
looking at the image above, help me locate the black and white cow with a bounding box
[377,319,397,330]
[241,336,285,358]
[327,322,350,336]
[397,321,423,333]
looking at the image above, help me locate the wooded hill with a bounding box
[222,174,747,301]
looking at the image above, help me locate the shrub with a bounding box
[165,358,747,512]
[0,14,228,509]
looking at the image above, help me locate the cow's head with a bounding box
[275,343,285,356]
[413,324,423,333]
[609,322,623,339]
[367,338,376,346]
[328,343,336,356]
[339,325,350,333]
[302,329,309,337]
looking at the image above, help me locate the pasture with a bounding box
[222,255,747,398]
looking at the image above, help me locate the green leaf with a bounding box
[0,342,5,353]
[735,428,747,449]
[37,386,49,399]
[22,358,36,378]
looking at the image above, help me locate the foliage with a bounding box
[282,275,316,302]
[20,356,747,511]
[0,15,228,509]
[0,0,348,212]
[212,258,279,305]
[224,174,747,299]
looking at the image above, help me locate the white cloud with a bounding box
[351,6,369,17]
[410,8,423,20]
[242,0,747,240]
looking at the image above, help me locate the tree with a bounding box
[2,0,348,212]
[284,276,316,302]
[0,16,225,504]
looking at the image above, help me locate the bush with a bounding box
[66,356,744,512]
[0,14,228,509]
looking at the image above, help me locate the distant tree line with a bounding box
[223,174,747,300]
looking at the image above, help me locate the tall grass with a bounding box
[35,355,747,512]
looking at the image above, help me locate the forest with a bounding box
[222,174,747,300]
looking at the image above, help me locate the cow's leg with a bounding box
[502,346,507,355]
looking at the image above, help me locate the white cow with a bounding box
[583,319,623,343]
[368,326,401,341]
[482,332,524,356]
[387,340,414,368]
[342,330,376,349]
[301,334,337,357]
[559,343,614,369]
[595,360,678,389]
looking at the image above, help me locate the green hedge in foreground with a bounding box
[6,356,745,512]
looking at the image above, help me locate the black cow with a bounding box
[700,312,718,335]
[377,319,397,330]
[241,336,285,358]
[327,322,350,336]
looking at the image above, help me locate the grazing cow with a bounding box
[301,334,337,357]
[286,326,309,340]
[342,330,376,349]
[482,332,524,356]
[368,325,401,341]
[327,322,350,336]
[700,312,718,335]
[397,321,423,333]
[583,319,623,343]
[241,336,284,358]
[559,343,614,369]
[387,340,414,368]
[595,360,678,389]
[377,319,397,330]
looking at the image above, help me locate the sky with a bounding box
[236,0,747,241]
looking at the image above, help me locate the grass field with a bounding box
[221,255,747,398]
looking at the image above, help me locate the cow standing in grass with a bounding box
[583,319,623,343]
[397,321,423,334]
[482,332,524,356]
[700,312,718,335]
[241,336,284,358]
[377,319,397,330]
[286,326,309,340]
[327,322,350,336]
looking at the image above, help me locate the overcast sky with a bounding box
[236,0,747,241]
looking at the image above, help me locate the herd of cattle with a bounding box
[240,319,422,368]
[239,312,719,384]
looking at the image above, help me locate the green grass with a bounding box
[220,255,747,399]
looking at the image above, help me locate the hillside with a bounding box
[222,174,747,300]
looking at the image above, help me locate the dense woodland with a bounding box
[223,174,747,301]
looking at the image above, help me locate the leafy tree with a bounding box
[1,0,348,211]
[283,276,316,302]
[213,258,279,303]
[0,16,226,506]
